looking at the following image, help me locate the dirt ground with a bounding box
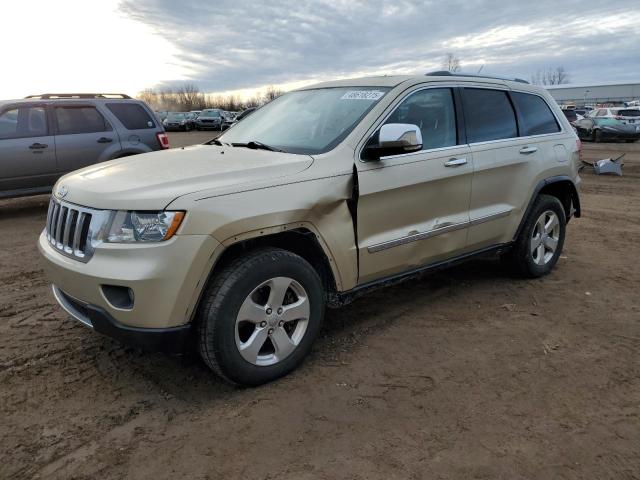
[1,137,639,479]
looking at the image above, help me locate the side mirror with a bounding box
[362,123,423,161]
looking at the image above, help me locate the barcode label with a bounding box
[341,90,385,101]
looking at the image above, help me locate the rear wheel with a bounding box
[197,248,325,386]
[506,194,566,278]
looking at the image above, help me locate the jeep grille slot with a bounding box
[46,199,97,262]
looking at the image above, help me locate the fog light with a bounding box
[101,285,134,310]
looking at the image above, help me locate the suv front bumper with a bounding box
[38,230,221,349]
[52,285,191,353]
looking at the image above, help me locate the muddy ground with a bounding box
[1,138,639,479]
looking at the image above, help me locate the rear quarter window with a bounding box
[106,103,156,130]
[512,92,561,135]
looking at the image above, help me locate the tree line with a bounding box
[137,84,283,112]
[139,56,571,112]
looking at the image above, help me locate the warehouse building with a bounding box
[546,81,640,106]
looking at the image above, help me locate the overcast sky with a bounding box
[2,0,639,99]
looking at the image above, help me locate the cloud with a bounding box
[118,0,640,93]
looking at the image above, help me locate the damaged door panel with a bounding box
[355,145,474,283]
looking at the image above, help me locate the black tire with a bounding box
[507,194,566,278]
[625,139,636,143]
[196,248,325,386]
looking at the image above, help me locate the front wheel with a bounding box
[506,194,566,278]
[197,248,325,386]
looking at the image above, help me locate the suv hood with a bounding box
[55,145,314,210]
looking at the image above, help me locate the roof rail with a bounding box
[425,71,530,84]
[24,93,132,99]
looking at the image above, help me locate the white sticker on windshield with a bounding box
[341,90,385,101]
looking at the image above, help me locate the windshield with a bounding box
[219,87,391,154]
[167,113,186,120]
[201,110,221,118]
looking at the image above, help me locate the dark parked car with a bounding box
[195,109,223,130]
[0,93,169,199]
[163,112,194,131]
[574,110,640,143]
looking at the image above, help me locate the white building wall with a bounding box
[546,83,640,104]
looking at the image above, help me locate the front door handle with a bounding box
[444,157,467,167]
[519,146,538,154]
[97,137,113,143]
[29,142,48,149]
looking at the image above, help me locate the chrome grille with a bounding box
[45,198,102,262]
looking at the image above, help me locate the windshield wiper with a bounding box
[233,141,285,153]
[206,138,223,146]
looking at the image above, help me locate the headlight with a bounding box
[106,211,185,243]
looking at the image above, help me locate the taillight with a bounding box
[156,132,170,149]
[576,138,582,162]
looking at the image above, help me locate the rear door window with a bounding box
[55,106,110,135]
[511,92,560,136]
[462,88,517,143]
[0,106,48,139]
[106,103,156,129]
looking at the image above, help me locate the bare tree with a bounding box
[442,53,461,73]
[530,66,570,85]
[263,85,284,103]
[175,84,205,111]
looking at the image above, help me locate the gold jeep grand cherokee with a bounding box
[39,72,581,386]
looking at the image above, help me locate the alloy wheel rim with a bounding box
[530,210,560,266]
[234,277,310,366]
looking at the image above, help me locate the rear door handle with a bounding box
[444,157,467,167]
[97,137,113,143]
[29,143,48,149]
[519,146,538,154]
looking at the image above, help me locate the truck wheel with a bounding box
[197,248,325,386]
[507,194,566,278]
